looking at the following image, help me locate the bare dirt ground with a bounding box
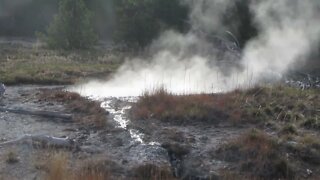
[0,86,77,179]
[1,84,318,180]
[0,86,175,179]
[0,86,132,179]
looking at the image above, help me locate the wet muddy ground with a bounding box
[0,86,77,179]
[0,86,245,179]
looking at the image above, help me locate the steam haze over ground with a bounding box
[71,0,320,97]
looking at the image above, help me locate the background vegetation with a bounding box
[114,0,189,47]
[43,0,97,49]
[0,0,258,49]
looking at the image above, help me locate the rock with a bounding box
[80,145,103,154]
[127,144,170,166]
[0,135,76,149]
[0,83,5,97]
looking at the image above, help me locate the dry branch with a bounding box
[0,135,102,153]
[0,107,73,121]
[0,135,75,149]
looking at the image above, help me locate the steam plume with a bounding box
[243,0,320,83]
[71,0,320,98]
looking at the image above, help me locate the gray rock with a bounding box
[127,144,170,166]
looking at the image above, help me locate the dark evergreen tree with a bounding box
[114,0,189,48]
[45,0,97,49]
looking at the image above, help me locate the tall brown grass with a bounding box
[46,152,71,180]
[132,163,176,180]
[46,152,111,180]
[132,86,319,126]
[132,87,243,124]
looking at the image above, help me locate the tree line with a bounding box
[0,0,257,49]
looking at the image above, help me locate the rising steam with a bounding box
[71,0,320,98]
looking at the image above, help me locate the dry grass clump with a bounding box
[45,152,113,180]
[75,160,113,180]
[132,87,242,124]
[45,152,176,180]
[292,135,320,165]
[132,164,176,180]
[280,124,299,135]
[46,152,71,180]
[5,150,19,164]
[243,86,319,123]
[302,117,320,130]
[216,129,295,179]
[40,89,108,128]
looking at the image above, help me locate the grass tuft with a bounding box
[217,129,295,179]
[132,87,239,124]
[40,90,108,128]
[132,164,175,180]
[46,152,71,180]
[302,117,320,130]
[45,152,113,180]
[6,151,19,164]
[280,124,298,135]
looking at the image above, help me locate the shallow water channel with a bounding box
[86,95,161,146]
[100,97,145,143]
